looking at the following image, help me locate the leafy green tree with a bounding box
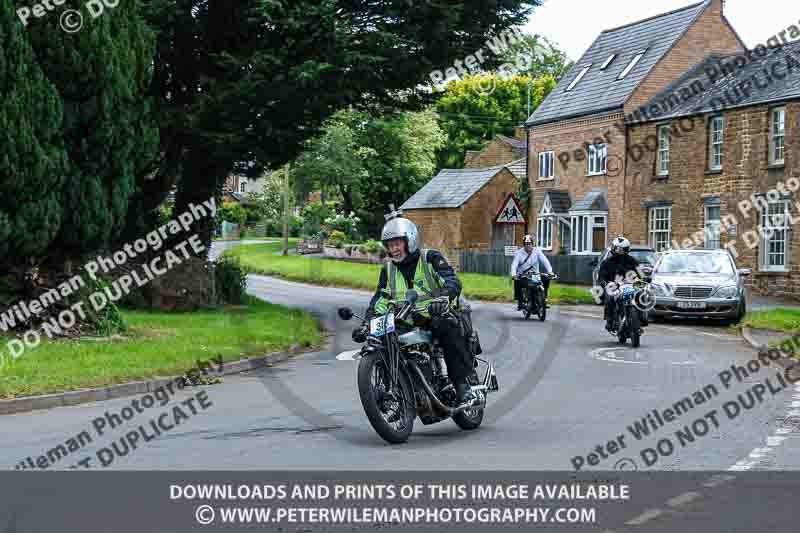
[244,172,283,222]
[0,0,69,298]
[434,73,556,168]
[25,0,158,261]
[499,33,573,80]
[140,0,539,251]
[293,112,367,215]
[357,109,447,235]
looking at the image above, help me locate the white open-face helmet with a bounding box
[381,217,419,256]
[523,234,534,245]
[611,236,631,255]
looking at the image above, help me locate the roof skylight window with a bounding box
[566,65,591,91]
[600,54,616,70]
[617,50,646,79]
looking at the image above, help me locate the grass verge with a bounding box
[0,296,321,400]
[742,308,800,333]
[227,242,595,305]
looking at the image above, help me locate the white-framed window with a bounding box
[588,144,607,175]
[538,151,555,180]
[709,116,724,170]
[704,205,721,249]
[770,107,786,165]
[648,206,672,252]
[759,199,791,271]
[618,50,646,80]
[569,212,606,254]
[657,124,670,176]
[537,195,554,250]
[537,217,553,250]
[600,54,616,70]
[566,65,591,92]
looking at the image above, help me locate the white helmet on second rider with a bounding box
[611,236,631,255]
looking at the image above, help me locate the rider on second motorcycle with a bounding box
[510,235,553,310]
[598,237,648,332]
[352,213,477,406]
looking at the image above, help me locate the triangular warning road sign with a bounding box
[494,193,527,224]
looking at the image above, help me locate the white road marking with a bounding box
[335,350,361,361]
[702,474,736,488]
[775,428,793,435]
[787,409,800,417]
[589,347,647,365]
[626,509,664,526]
[790,400,800,408]
[667,491,701,508]
[768,436,787,446]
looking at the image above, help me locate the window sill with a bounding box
[586,172,607,177]
[537,177,555,182]
[766,163,785,170]
[705,169,722,175]
[758,267,790,274]
[654,174,670,180]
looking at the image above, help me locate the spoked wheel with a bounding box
[535,290,546,321]
[357,352,415,444]
[523,298,531,320]
[452,371,484,430]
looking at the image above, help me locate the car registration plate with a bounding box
[677,301,707,309]
[370,314,395,336]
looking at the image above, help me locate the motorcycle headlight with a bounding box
[714,285,738,298]
[649,283,669,297]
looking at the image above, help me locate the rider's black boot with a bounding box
[455,381,476,405]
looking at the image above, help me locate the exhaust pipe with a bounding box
[407,362,482,415]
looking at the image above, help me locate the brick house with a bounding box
[463,128,527,168]
[526,0,744,257]
[400,159,527,263]
[625,41,800,298]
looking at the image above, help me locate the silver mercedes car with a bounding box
[648,249,750,323]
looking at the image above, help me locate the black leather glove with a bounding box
[429,299,448,318]
[352,322,369,343]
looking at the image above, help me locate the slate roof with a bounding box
[633,41,800,121]
[401,159,525,210]
[498,135,528,154]
[569,188,608,212]
[546,191,572,213]
[505,159,527,179]
[526,0,710,126]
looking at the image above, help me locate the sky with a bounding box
[522,0,798,61]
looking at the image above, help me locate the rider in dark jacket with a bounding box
[354,215,476,406]
[598,237,644,332]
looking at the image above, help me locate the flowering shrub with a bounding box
[328,230,347,248]
[323,212,360,240]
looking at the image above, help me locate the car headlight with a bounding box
[649,283,669,297]
[714,285,738,298]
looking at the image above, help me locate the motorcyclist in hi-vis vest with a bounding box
[353,213,476,406]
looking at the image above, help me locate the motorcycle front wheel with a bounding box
[357,352,416,444]
[535,289,546,321]
[630,307,641,348]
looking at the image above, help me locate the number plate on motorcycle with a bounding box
[528,274,541,283]
[622,286,636,295]
[677,301,707,309]
[370,314,395,336]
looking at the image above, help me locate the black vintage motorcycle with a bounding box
[517,267,558,321]
[338,290,499,444]
[606,278,651,348]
